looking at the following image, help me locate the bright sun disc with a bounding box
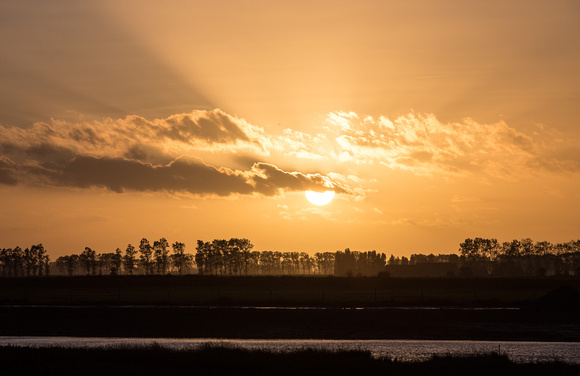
[305,190,335,206]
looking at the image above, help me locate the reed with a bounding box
[0,345,578,376]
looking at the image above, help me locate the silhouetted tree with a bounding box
[31,244,47,276]
[249,251,260,274]
[212,239,228,275]
[23,247,38,276]
[123,244,137,275]
[139,238,154,275]
[236,238,254,276]
[66,254,80,276]
[0,247,24,277]
[56,255,80,276]
[111,248,123,275]
[458,238,499,275]
[13,247,24,276]
[7,235,580,278]
[312,252,335,275]
[171,241,191,275]
[153,238,170,275]
[97,252,120,275]
[80,247,97,276]
[299,252,313,274]
[195,240,209,275]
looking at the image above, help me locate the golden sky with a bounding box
[1,1,579,257]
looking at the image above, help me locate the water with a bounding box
[1,337,578,363]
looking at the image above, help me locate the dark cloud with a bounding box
[54,156,253,196]
[0,152,350,197]
[0,108,268,174]
[25,143,77,165]
[67,127,105,145]
[1,141,77,172]
[0,109,351,196]
[250,163,351,196]
[0,157,18,185]
[123,144,172,165]
[162,111,251,144]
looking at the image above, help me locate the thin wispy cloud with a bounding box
[451,195,481,203]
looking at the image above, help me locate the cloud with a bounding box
[391,217,461,228]
[4,107,576,198]
[0,109,352,197]
[0,109,267,166]
[250,163,351,196]
[274,129,332,160]
[322,111,579,179]
[54,156,254,196]
[2,154,350,198]
[161,110,253,144]
[0,156,18,185]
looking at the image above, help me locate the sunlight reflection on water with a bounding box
[1,337,578,363]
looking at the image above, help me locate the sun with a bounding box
[305,190,335,206]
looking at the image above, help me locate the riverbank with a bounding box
[0,344,578,376]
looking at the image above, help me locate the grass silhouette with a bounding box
[0,344,579,376]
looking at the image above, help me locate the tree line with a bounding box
[455,238,580,277]
[2,237,580,278]
[51,238,194,276]
[195,238,336,276]
[0,244,50,277]
[335,249,387,277]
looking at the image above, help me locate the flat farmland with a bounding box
[0,275,578,307]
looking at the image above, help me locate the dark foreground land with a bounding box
[1,304,579,341]
[1,276,580,341]
[1,345,579,376]
[2,275,580,307]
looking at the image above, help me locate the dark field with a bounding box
[1,276,579,341]
[1,345,579,376]
[1,275,579,307]
[1,305,579,341]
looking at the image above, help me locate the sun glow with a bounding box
[305,190,335,206]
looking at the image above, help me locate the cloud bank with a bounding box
[320,111,578,179]
[0,109,266,163]
[1,107,577,198]
[0,109,349,197]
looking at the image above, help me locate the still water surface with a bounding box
[1,337,579,363]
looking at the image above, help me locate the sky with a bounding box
[1,0,580,258]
